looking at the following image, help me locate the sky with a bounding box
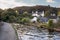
[0,0,60,9]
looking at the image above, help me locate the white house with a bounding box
[32,11,40,17]
[40,11,45,17]
[50,17,60,23]
[32,11,45,17]
[31,11,45,22]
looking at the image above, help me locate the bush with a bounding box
[48,19,54,29]
[20,18,30,23]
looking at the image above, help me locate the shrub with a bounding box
[48,19,54,29]
[20,18,30,23]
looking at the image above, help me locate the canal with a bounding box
[16,25,60,40]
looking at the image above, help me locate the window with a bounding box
[51,14,55,16]
[53,14,55,16]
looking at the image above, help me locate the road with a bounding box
[0,22,17,40]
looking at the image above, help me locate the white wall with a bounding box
[40,11,44,17]
[31,17,37,22]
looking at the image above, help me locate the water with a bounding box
[17,26,60,40]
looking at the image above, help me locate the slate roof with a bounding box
[40,17,49,22]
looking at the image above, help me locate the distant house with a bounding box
[40,11,45,17]
[49,13,57,19]
[44,9,58,23]
[31,11,39,22]
[32,10,45,17]
[57,16,60,21]
[32,11,40,17]
[49,13,58,23]
[31,10,45,22]
[31,9,58,23]
[49,16,59,23]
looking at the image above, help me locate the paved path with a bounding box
[0,22,17,40]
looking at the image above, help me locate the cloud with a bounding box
[46,0,55,3]
[58,5,60,8]
[0,0,34,9]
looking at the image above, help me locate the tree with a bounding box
[21,11,33,19]
[44,10,50,17]
[48,19,53,28]
[22,11,28,17]
[7,8,19,16]
[9,16,16,22]
[1,8,19,22]
[0,9,4,21]
[48,19,54,33]
[1,11,9,21]
[22,11,32,17]
[21,18,30,23]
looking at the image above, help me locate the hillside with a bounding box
[13,5,60,14]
